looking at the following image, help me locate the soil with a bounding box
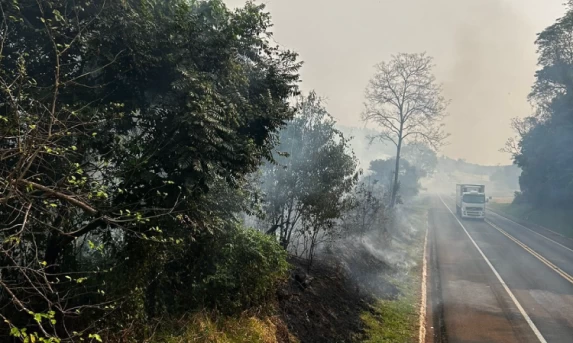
[276,254,398,343]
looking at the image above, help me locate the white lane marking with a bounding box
[419,221,428,343]
[438,194,548,343]
[488,210,573,254]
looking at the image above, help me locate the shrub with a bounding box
[154,224,289,315]
[199,226,289,313]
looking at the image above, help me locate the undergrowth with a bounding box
[359,200,426,343]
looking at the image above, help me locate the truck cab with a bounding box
[456,184,486,220]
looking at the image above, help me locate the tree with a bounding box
[340,177,387,241]
[260,92,358,262]
[0,0,300,340]
[401,142,438,177]
[508,6,573,207]
[362,53,448,206]
[369,158,422,201]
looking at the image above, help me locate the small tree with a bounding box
[362,53,448,206]
[260,92,358,261]
[340,177,387,242]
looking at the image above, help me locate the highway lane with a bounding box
[427,195,573,343]
[486,210,573,280]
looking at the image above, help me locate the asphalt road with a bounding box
[426,195,573,343]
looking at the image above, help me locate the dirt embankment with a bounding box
[276,239,402,343]
[275,199,428,343]
[277,257,377,343]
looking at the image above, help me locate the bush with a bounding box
[157,224,289,315]
[200,226,289,313]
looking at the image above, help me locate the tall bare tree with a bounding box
[362,52,449,206]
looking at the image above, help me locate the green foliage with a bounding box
[144,224,288,317]
[361,290,419,343]
[401,143,438,178]
[258,92,358,258]
[0,0,299,340]
[195,226,289,313]
[509,6,573,208]
[369,158,422,200]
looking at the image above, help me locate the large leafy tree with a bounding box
[0,0,300,340]
[508,5,573,207]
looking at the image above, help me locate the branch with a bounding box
[17,179,97,215]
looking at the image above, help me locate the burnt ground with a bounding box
[277,252,400,343]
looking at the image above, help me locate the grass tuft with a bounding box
[361,285,419,343]
[154,311,298,343]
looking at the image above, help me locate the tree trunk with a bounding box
[391,138,402,207]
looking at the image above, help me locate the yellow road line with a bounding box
[486,219,573,285]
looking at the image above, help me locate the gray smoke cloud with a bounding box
[224,0,564,165]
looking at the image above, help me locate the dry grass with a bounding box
[490,197,514,204]
[155,312,298,343]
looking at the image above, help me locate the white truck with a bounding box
[455,184,486,220]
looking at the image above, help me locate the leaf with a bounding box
[33,313,42,323]
[88,333,102,342]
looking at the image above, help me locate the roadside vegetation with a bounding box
[1,1,432,342]
[503,1,573,229]
[361,210,425,343]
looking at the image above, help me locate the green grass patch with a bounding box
[489,202,573,239]
[360,281,420,343]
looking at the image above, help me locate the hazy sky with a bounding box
[225,0,566,165]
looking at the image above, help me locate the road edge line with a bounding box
[419,220,428,343]
[437,194,547,343]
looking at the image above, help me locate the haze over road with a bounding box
[224,0,565,165]
[426,195,573,343]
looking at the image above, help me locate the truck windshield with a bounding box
[463,194,485,203]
